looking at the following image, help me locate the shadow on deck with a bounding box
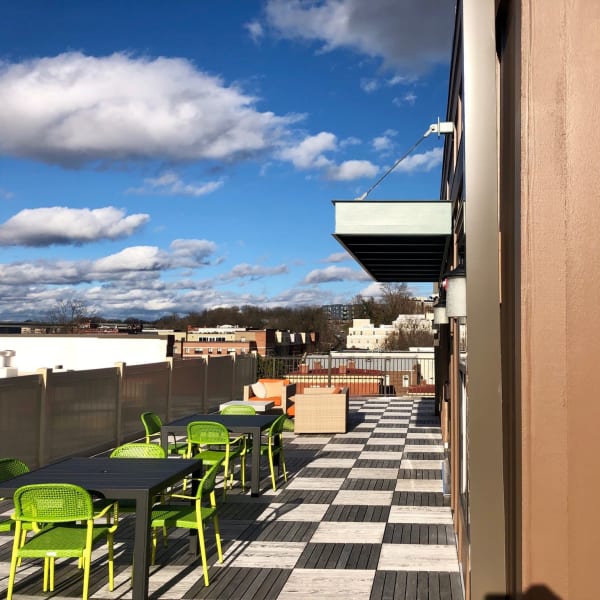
[0,396,463,600]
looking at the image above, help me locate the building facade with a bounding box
[334,1,600,597]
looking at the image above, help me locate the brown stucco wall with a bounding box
[520,1,600,596]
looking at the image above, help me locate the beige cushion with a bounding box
[251,382,267,398]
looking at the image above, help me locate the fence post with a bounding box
[166,357,174,421]
[115,362,125,446]
[36,368,51,468]
[327,353,332,387]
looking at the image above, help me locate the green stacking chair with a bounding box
[150,460,223,586]
[220,404,256,415]
[109,442,168,510]
[110,442,167,459]
[187,421,245,497]
[7,483,117,600]
[140,411,187,456]
[260,414,288,491]
[0,458,29,535]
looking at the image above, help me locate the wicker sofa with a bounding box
[242,378,297,415]
[292,386,350,434]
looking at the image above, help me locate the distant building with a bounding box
[181,325,317,358]
[321,304,355,321]
[345,318,395,350]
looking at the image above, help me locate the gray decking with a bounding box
[0,396,464,599]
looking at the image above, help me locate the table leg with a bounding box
[251,426,261,497]
[132,492,152,600]
[160,429,168,453]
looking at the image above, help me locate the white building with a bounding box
[345,318,394,350]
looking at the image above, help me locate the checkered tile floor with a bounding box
[0,396,464,599]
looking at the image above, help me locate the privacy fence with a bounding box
[0,354,256,469]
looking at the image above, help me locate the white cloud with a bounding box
[169,239,217,268]
[277,131,336,169]
[340,136,361,148]
[387,74,409,86]
[323,252,351,263]
[360,78,379,93]
[0,206,149,246]
[92,246,168,274]
[245,20,265,43]
[265,0,454,73]
[372,135,393,152]
[394,146,443,173]
[393,92,417,107]
[358,281,385,298]
[127,171,224,197]
[0,52,297,166]
[302,265,371,284]
[220,263,289,281]
[326,159,378,181]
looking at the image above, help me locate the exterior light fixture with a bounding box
[433,299,449,325]
[444,264,467,319]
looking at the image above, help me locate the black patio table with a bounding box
[160,413,279,497]
[0,456,202,600]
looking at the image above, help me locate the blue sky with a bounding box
[0,0,454,321]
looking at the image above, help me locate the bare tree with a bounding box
[47,298,89,333]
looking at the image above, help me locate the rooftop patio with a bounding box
[0,395,463,599]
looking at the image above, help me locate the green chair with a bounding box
[140,411,187,456]
[187,421,246,497]
[110,442,167,459]
[150,460,223,586]
[109,442,168,511]
[220,404,256,415]
[6,483,117,600]
[260,414,288,491]
[0,458,29,534]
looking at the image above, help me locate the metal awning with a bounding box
[332,200,451,282]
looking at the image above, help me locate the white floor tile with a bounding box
[311,521,386,543]
[333,490,394,506]
[395,479,443,492]
[219,541,305,569]
[278,569,375,600]
[286,477,345,491]
[309,458,356,468]
[378,544,459,572]
[400,459,443,470]
[389,505,453,524]
[349,467,399,479]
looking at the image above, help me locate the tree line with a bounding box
[46,283,433,351]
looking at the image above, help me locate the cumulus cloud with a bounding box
[358,281,385,298]
[393,92,417,106]
[394,146,443,173]
[220,263,289,282]
[277,131,336,169]
[0,52,297,167]
[360,78,379,93]
[323,252,351,263]
[372,135,393,152]
[326,159,378,181]
[127,171,224,197]
[0,206,149,247]
[265,0,454,74]
[302,265,371,284]
[92,246,169,274]
[170,239,217,268]
[340,136,361,148]
[245,20,265,43]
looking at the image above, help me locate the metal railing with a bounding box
[259,353,435,397]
